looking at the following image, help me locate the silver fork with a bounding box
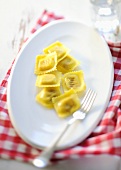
[33,89,97,168]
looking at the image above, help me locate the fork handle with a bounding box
[33,118,76,167]
[43,117,76,150]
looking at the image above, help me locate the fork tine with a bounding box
[81,89,96,113]
[85,90,97,112]
[81,88,92,105]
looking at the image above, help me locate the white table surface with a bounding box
[0,0,121,169]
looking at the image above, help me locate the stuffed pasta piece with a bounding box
[34,52,57,75]
[36,87,61,109]
[62,70,86,94]
[43,41,70,63]
[52,89,81,118]
[57,54,80,73]
[35,71,62,87]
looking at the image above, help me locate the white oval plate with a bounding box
[7,20,114,150]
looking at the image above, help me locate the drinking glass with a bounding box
[90,0,121,42]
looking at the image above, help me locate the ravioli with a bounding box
[34,41,87,118]
[57,54,80,73]
[35,71,62,87]
[62,70,86,93]
[34,52,57,75]
[36,87,61,108]
[43,41,69,63]
[52,89,81,118]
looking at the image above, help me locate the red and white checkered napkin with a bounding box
[0,10,121,163]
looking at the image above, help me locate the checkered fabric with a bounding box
[0,10,121,163]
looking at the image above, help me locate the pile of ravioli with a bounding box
[34,41,86,118]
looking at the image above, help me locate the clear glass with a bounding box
[90,0,121,42]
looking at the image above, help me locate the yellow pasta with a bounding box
[52,89,81,118]
[35,71,62,87]
[43,41,69,63]
[34,41,87,117]
[36,87,61,108]
[34,52,57,75]
[57,54,80,73]
[62,70,86,93]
